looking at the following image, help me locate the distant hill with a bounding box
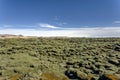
[0,34,37,39]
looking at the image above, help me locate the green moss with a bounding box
[0,38,120,79]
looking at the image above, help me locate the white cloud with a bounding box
[38,23,59,29]
[113,21,120,24]
[0,27,120,37]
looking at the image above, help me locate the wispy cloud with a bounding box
[57,22,67,26]
[3,25,13,28]
[113,21,120,24]
[38,23,59,29]
[54,16,60,20]
[0,27,120,37]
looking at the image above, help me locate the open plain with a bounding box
[0,36,120,80]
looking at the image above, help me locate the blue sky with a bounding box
[0,0,120,37]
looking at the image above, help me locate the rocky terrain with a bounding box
[0,37,120,80]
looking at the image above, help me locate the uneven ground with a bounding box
[0,38,120,80]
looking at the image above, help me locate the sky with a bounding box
[0,0,120,37]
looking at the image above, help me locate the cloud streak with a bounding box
[38,23,59,29]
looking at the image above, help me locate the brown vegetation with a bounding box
[9,74,23,80]
[40,72,69,80]
[98,74,120,80]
